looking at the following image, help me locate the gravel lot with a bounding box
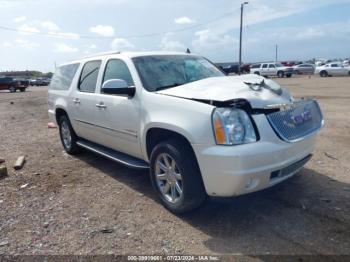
[0,76,349,257]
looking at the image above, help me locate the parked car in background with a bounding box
[48,51,323,213]
[250,62,294,78]
[29,79,37,86]
[281,61,301,67]
[32,78,51,86]
[0,77,28,92]
[222,63,239,75]
[293,64,315,75]
[240,63,251,74]
[315,63,350,77]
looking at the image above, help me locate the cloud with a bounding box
[192,29,237,51]
[15,38,40,49]
[41,21,60,31]
[1,41,12,48]
[160,33,186,51]
[48,32,80,40]
[251,20,350,42]
[84,44,98,54]
[174,16,195,24]
[110,38,134,50]
[17,24,40,35]
[90,25,115,37]
[54,43,78,53]
[13,16,26,23]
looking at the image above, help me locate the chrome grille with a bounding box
[266,100,323,142]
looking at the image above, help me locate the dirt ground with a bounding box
[0,76,349,257]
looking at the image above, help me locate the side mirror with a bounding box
[102,79,135,97]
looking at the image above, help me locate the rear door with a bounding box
[93,58,142,158]
[261,64,268,76]
[268,64,277,76]
[69,60,101,142]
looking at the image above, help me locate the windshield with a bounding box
[275,63,283,67]
[132,55,224,92]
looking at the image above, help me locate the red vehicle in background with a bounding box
[0,77,29,93]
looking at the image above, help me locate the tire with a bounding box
[286,74,292,78]
[254,71,260,75]
[9,86,16,93]
[320,71,328,77]
[58,115,81,155]
[277,71,284,78]
[19,88,26,92]
[149,138,207,214]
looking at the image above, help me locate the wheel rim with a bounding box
[60,120,72,149]
[154,153,183,204]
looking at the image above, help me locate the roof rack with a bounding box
[80,51,121,59]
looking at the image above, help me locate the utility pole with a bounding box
[275,44,278,62]
[238,1,248,75]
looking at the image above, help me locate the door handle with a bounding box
[96,102,107,109]
[73,98,80,104]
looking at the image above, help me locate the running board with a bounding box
[76,140,149,169]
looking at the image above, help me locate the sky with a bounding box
[0,0,349,72]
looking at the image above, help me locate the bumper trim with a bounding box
[270,154,312,181]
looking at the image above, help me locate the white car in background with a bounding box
[250,62,294,78]
[315,63,350,77]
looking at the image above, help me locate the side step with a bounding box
[76,140,149,170]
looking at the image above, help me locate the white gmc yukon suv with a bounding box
[48,51,324,213]
[250,62,294,78]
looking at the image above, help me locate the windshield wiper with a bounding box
[155,83,183,91]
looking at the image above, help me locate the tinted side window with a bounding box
[50,63,79,90]
[262,64,268,68]
[79,60,101,93]
[103,59,134,87]
[331,64,338,67]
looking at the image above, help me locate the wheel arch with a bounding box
[320,70,328,76]
[144,126,195,162]
[55,107,69,124]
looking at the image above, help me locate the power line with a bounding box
[0,9,238,40]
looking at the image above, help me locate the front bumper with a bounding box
[192,114,317,197]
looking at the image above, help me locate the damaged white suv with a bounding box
[48,52,324,213]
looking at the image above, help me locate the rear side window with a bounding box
[79,60,101,93]
[50,63,79,90]
[103,59,134,87]
[262,64,268,68]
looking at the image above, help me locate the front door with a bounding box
[93,58,142,159]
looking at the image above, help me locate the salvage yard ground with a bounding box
[0,76,349,256]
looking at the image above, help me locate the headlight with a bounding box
[212,108,257,145]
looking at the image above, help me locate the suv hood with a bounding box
[157,74,293,109]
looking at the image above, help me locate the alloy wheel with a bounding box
[60,120,72,149]
[154,153,183,204]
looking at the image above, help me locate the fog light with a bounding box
[245,177,259,190]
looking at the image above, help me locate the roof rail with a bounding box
[80,51,121,59]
